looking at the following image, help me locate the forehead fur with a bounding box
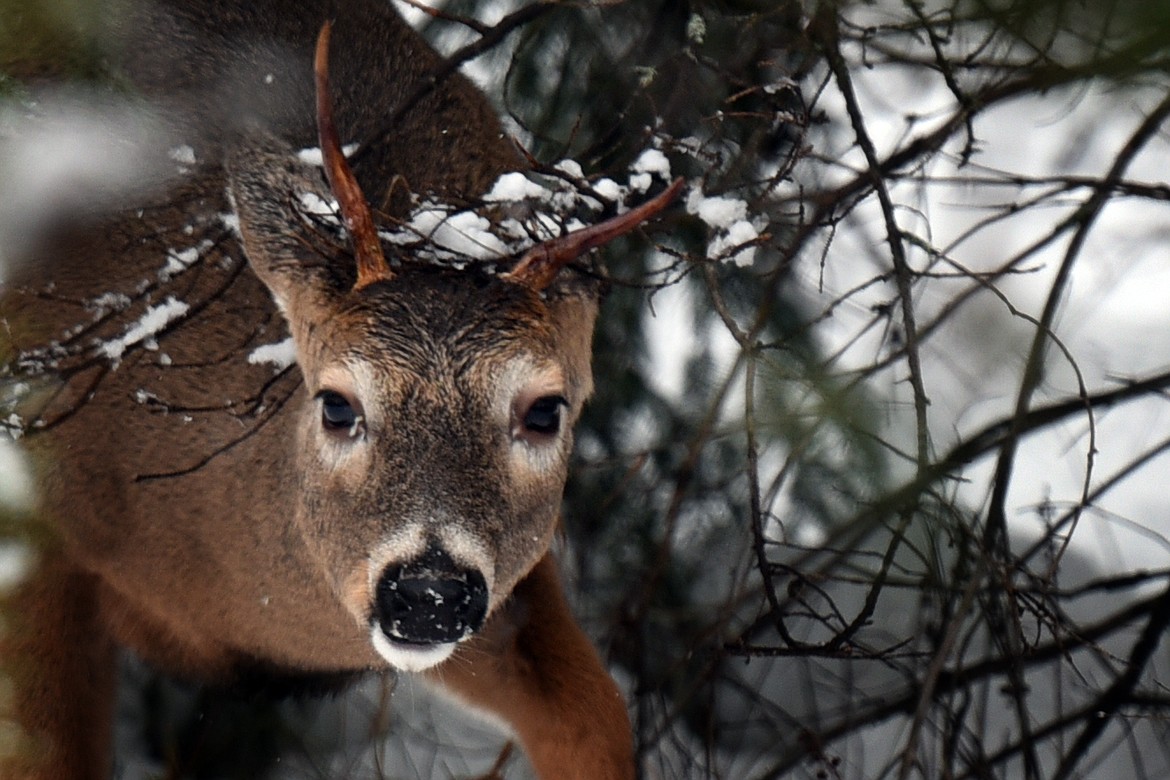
[308,269,562,372]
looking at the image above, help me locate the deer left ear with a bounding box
[228,21,391,326]
[227,137,347,325]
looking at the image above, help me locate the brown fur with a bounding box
[0,1,633,777]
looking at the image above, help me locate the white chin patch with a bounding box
[370,626,457,671]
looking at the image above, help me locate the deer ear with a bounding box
[227,137,346,325]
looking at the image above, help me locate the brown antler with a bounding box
[315,21,393,290]
[504,177,685,291]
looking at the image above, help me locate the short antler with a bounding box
[504,177,685,291]
[315,21,393,290]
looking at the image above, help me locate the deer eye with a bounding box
[522,395,567,437]
[318,390,363,436]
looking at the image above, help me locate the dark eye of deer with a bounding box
[523,395,566,437]
[318,390,359,433]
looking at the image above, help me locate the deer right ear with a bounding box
[227,138,346,326]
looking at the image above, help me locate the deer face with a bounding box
[226,124,608,669]
[225,125,685,668]
[220,23,674,669]
[286,272,596,670]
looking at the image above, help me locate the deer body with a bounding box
[0,1,638,777]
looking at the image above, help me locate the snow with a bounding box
[686,187,748,229]
[554,159,585,178]
[295,143,360,166]
[247,338,297,372]
[167,144,196,166]
[385,206,509,261]
[685,185,758,265]
[87,292,131,317]
[218,211,240,236]
[305,145,684,270]
[2,412,23,441]
[299,192,339,220]
[160,240,211,281]
[764,75,800,95]
[707,219,759,267]
[133,389,160,405]
[483,172,551,202]
[686,13,707,44]
[592,178,625,203]
[629,172,653,193]
[631,148,671,180]
[100,297,190,362]
[431,211,509,259]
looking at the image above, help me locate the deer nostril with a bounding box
[374,547,488,646]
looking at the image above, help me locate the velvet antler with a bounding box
[315,21,393,290]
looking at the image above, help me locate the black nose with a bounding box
[375,546,488,646]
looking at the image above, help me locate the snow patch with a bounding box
[707,220,760,267]
[686,14,707,44]
[384,205,510,262]
[87,292,132,318]
[296,143,360,166]
[1,412,24,441]
[632,148,671,180]
[593,178,626,204]
[168,144,196,166]
[427,210,508,259]
[218,211,241,237]
[299,191,339,219]
[686,187,748,229]
[302,146,681,270]
[133,388,161,405]
[160,239,212,281]
[101,297,190,362]
[484,172,551,203]
[248,338,297,372]
[686,185,760,266]
[553,159,585,179]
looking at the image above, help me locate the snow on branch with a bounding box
[99,297,190,362]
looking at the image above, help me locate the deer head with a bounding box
[223,23,680,671]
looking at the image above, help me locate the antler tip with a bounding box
[505,175,686,291]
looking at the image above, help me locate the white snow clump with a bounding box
[296,143,360,166]
[484,172,553,203]
[686,185,760,267]
[248,338,298,372]
[101,297,190,362]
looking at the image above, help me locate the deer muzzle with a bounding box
[374,545,488,649]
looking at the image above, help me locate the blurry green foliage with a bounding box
[0,0,118,81]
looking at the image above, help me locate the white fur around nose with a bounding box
[370,627,456,671]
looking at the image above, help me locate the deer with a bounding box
[0,1,682,777]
